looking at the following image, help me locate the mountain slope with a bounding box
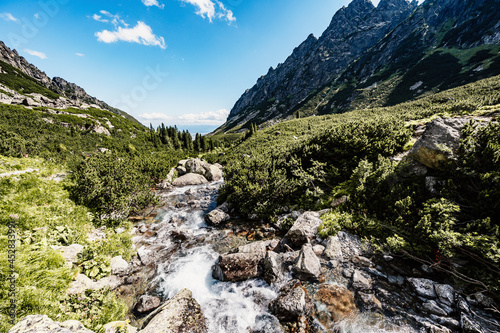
[0,41,134,120]
[218,0,500,133]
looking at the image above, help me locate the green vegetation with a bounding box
[218,74,500,298]
[0,60,60,99]
[0,158,130,332]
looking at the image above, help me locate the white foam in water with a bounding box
[156,245,280,333]
[333,313,417,333]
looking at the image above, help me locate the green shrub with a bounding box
[67,153,157,223]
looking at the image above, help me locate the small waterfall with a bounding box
[146,181,418,333]
[152,182,281,333]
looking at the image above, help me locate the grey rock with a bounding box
[205,164,223,181]
[461,313,485,333]
[93,275,123,290]
[435,284,455,307]
[212,252,263,282]
[140,289,207,333]
[67,274,94,295]
[352,270,372,290]
[135,295,162,313]
[430,315,460,331]
[223,0,417,130]
[103,322,137,333]
[172,173,209,186]
[292,243,322,280]
[269,280,310,321]
[312,244,325,256]
[185,158,209,175]
[407,277,437,299]
[422,300,448,316]
[8,315,93,333]
[110,256,129,276]
[204,208,230,226]
[51,244,83,265]
[323,235,343,261]
[284,211,322,248]
[408,117,469,169]
[357,292,382,312]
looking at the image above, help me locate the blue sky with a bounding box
[0,0,412,130]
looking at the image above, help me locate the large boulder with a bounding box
[270,280,312,321]
[172,173,208,186]
[185,158,208,175]
[212,240,277,282]
[8,315,93,333]
[408,117,468,169]
[292,243,322,280]
[283,212,322,248]
[140,289,207,333]
[204,164,222,181]
[407,277,437,299]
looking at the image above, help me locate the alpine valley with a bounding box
[0,0,499,333]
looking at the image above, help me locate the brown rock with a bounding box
[315,284,357,322]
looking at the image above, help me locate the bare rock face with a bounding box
[8,315,93,333]
[408,117,469,169]
[141,289,207,333]
[212,240,277,282]
[223,0,417,130]
[0,41,118,112]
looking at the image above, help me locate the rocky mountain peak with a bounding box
[377,0,412,11]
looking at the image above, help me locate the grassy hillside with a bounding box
[0,157,133,333]
[218,74,500,298]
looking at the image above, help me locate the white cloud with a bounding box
[92,14,108,23]
[140,109,229,125]
[0,12,18,22]
[179,0,235,23]
[142,0,164,9]
[140,113,173,121]
[75,53,85,57]
[24,49,47,59]
[96,21,166,49]
[178,109,229,124]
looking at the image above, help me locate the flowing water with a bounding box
[146,181,416,333]
[151,181,281,333]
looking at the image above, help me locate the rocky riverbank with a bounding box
[10,155,500,333]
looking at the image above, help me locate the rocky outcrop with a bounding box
[219,0,500,131]
[176,158,222,182]
[0,41,119,113]
[221,0,418,131]
[140,289,207,333]
[8,315,93,333]
[408,117,468,169]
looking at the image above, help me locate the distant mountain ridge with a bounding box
[218,0,500,133]
[0,41,125,116]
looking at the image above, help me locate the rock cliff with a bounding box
[219,0,500,132]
